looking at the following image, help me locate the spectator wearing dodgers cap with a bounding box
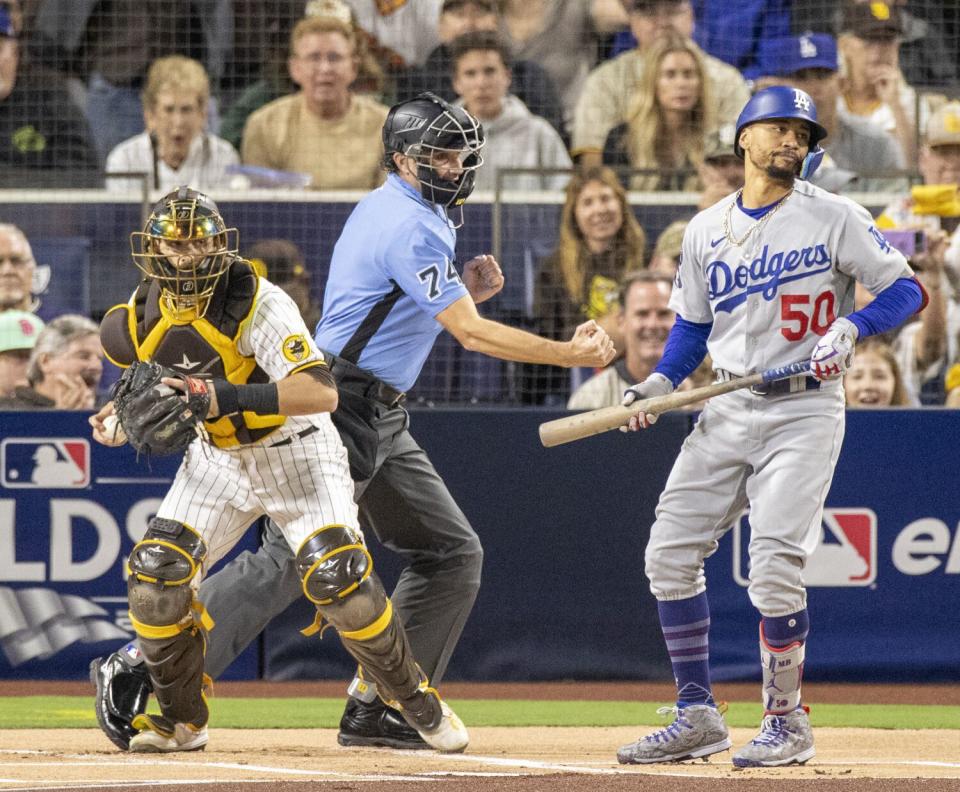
[754,31,904,192]
[0,309,43,399]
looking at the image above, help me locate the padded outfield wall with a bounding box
[0,408,957,683]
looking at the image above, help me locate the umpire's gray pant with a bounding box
[198,404,483,685]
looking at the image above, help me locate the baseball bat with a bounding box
[538,360,812,448]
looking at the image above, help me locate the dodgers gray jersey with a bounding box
[673,180,913,376]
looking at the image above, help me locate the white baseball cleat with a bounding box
[128,715,208,753]
[415,698,469,753]
[399,690,469,753]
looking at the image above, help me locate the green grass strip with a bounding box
[0,697,956,731]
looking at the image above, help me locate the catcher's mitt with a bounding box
[113,361,211,456]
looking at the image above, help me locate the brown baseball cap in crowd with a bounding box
[442,0,497,13]
[925,102,960,148]
[840,1,904,40]
[703,124,739,162]
[0,311,44,354]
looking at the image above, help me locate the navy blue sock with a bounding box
[658,593,714,708]
[761,609,809,648]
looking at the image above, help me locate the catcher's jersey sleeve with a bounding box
[240,279,327,382]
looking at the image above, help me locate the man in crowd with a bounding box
[396,0,565,139]
[0,0,98,185]
[697,124,744,209]
[0,223,37,313]
[450,30,570,192]
[754,32,905,192]
[568,272,673,409]
[0,314,102,409]
[837,1,934,166]
[0,309,43,399]
[241,14,389,189]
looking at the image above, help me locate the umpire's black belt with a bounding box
[715,368,820,396]
[323,352,406,408]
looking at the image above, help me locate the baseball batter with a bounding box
[616,86,925,767]
[89,187,469,754]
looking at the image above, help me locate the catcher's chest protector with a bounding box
[101,262,284,448]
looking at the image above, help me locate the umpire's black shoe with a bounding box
[337,697,430,750]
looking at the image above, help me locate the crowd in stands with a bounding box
[1,0,960,409]
[7,0,955,190]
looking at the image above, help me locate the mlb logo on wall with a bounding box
[0,438,90,488]
[733,508,877,587]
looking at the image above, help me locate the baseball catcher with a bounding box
[89,186,467,754]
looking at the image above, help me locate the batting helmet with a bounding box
[382,92,485,210]
[734,86,828,179]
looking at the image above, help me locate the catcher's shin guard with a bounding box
[127,518,211,729]
[296,526,427,708]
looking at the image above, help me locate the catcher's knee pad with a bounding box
[760,628,805,714]
[127,518,208,638]
[296,525,372,608]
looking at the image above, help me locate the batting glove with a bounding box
[810,317,859,381]
[621,373,673,431]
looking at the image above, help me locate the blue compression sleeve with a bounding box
[653,316,712,388]
[846,278,923,339]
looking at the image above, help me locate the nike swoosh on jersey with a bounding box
[710,237,725,248]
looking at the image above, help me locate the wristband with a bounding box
[212,379,280,416]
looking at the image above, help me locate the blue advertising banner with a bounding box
[0,412,259,680]
[1,409,957,682]
[707,409,960,682]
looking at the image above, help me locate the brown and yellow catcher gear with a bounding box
[295,525,432,716]
[131,186,239,319]
[127,518,212,731]
[100,261,290,448]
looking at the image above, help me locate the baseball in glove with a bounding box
[113,361,211,456]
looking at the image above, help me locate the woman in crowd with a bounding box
[844,338,911,407]
[105,56,239,192]
[604,33,714,191]
[526,165,646,403]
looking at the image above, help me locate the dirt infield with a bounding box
[0,681,957,791]
[1,725,958,791]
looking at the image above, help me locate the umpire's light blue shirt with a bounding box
[315,173,468,392]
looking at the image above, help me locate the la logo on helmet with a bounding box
[793,90,811,112]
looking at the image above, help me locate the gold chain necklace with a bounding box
[722,187,794,248]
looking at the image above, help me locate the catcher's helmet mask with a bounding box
[383,92,485,214]
[734,85,827,181]
[131,186,239,317]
